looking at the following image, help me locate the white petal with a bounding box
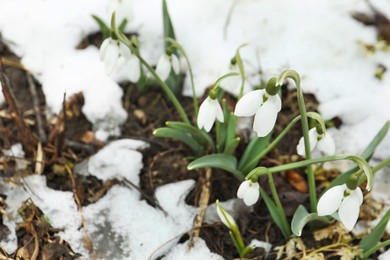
[125,54,141,83]
[104,41,120,75]
[215,100,224,123]
[119,41,131,59]
[170,54,181,75]
[317,184,346,216]
[99,38,111,60]
[317,133,336,155]
[339,190,362,231]
[216,201,238,229]
[252,98,279,137]
[243,182,260,206]
[350,188,363,205]
[296,128,318,157]
[267,94,282,112]
[237,180,251,199]
[197,97,216,132]
[234,90,264,117]
[156,54,171,81]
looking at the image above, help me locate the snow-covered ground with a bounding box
[0,0,390,259]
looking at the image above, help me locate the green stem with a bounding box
[267,154,365,173]
[362,239,390,259]
[242,115,301,173]
[115,31,190,124]
[235,44,247,99]
[266,171,291,236]
[241,112,322,174]
[277,70,316,212]
[166,38,198,118]
[373,157,390,174]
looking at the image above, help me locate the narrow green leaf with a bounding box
[291,205,331,236]
[154,127,202,155]
[327,121,390,191]
[118,19,128,32]
[225,112,237,147]
[360,209,390,254]
[91,15,110,39]
[259,188,290,238]
[162,0,176,45]
[166,121,215,151]
[187,154,243,179]
[238,134,271,172]
[216,99,228,152]
[224,137,240,155]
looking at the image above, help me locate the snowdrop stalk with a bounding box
[165,38,198,118]
[276,70,317,212]
[233,44,247,100]
[111,13,190,124]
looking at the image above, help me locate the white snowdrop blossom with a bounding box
[215,200,238,230]
[108,0,134,24]
[197,96,224,132]
[100,38,141,82]
[234,89,281,137]
[237,180,260,206]
[317,184,363,231]
[296,128,335,157]
[156,53,180,81]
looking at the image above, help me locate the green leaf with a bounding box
[260,188,290,238]
[118,19,128,32]
[91,15,110,39]
[327,121,390,191]
[291,205,331,236]
[166,121,215,151]
[224,137,240,155]
[187,154,243,179]
[238,134,271,173]
[360,209,390,254]
[162,0,176,46]
[154,127,202,155]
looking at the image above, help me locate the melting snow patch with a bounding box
[84,180,197,259]
[163,238,224,260]
[86,139,149,184]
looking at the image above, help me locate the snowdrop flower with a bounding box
[317,184,363,231]
[197,95,224,132]
[237,180,260,206]
[100,37,141,82]
[108,0,134,24]
[234,89,281,137]
[156,53,180,81]
[100,37,128,75]
[216,200,238,230]
[296,127,335,157]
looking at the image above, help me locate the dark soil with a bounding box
[0,34,385,260]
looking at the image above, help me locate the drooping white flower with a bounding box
[237,180,260,206]
[296,128,335,157]
[317,184,363,231]
[100,37,129,75]
[215,200,238,230]
[156,53,180,81]
[234,89,281,137]
[124,53,141,83]
[197,96,224,132]
[108,0,134,24]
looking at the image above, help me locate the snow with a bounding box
[86,139,149,183]
[163,238,224,260]
[1,0,390,258]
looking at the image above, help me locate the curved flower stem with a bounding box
[267,154,369,175]
[277,70,316,212]
[241,112,323,174]
[166,38,198,118]
[235,44,247,100]
[265,171,291,236]
[113,22,190,124]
